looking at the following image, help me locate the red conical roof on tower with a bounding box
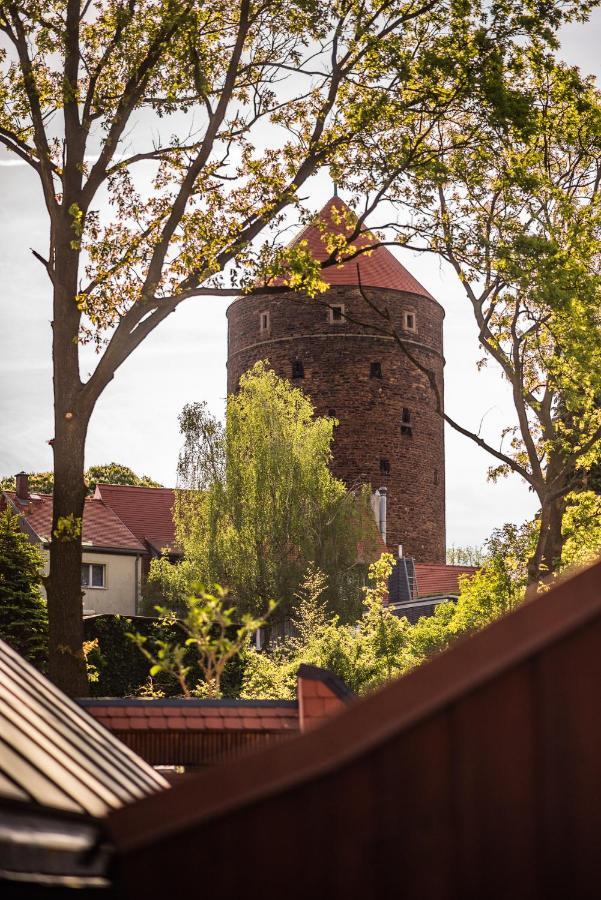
[288,196,434,300]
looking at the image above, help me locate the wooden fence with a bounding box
[108,559,601,900]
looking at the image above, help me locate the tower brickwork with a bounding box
[226,198,446,563]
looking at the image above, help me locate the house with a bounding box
[1,473,148,616]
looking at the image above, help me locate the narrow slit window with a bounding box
[259,310,270,333]
[370,361,382,379]
[401,407,412,436]
[380,458,390,475]
[329,304,345,323]
[292,360,304,379]
[403,311,417,332]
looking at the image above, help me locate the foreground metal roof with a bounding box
[0,638,168,818]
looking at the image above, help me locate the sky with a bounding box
[1,12,600,550]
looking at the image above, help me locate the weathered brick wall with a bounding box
[226,285,446,563]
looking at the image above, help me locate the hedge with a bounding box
[84,614,245,698]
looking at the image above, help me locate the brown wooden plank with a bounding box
[449,662,539,899]
[536,617,601,899]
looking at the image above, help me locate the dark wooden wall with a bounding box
[109,560,601,900]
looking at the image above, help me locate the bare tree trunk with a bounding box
[45,229,89,697]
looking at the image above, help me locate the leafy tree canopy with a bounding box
[0,463,162,495]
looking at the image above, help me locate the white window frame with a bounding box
[328,304,345,324]
[403,310,417,333]
[259,310,270,333]
[81,562,107,590]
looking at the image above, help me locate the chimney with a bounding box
[15,471,30,502]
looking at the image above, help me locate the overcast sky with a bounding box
[1,13,599,549]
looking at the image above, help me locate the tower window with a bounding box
[401,407,412,436]
[292,360,304,379]
[434,468,439,485]
[370,361,382,379]
[403,311,417,332]
[380,458,390,475]
[259,310,270,333]
[328,408,336,418]
[329,304,345,323]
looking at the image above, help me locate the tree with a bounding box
[151,363,377,621]
[354,57,601,585]
[130,583,270,699]
[0,507,48,668]
[242,553,417,698]
[0,462,162,495]
[446,545,484,566]
[0,1,590,693]
[84,463,162,493]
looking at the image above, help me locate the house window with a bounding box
[259,310,270,333]
[81,563,106,589]
[370,361,382,379]
[292,359,304,379]
[403,311,417,332]
[380,458,390,475]
[329,304,345,323]
[401,407,412,436]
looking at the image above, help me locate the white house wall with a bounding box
[40,550,140,616]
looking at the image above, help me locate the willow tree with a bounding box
[152,363,376,622]
[0,0,591,693]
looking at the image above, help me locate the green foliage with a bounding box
[129,584,272,699]
[561,491,601,570]
[0,508,47,669]
[0,463,162,496]
[0,472,54,494]
[150,363,378,622]
[84,463,163,493]
[242,526,538,698]
[242,554,418,698]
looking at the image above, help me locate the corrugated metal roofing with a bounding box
[0,639,168,818]
[278,196,435,299]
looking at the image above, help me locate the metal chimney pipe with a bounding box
[378,486,387,545]
[15,471,29,502]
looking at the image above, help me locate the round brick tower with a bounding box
[226,197,445,563]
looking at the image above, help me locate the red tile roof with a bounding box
[94,484,177,554]
[3,491,145,553]
[81,700,299,733]
[414,563,478,598]
[278,196,434,299]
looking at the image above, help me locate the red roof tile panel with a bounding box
[94,484,177,553]
[275,196,434,299]
[414,563,478,598]
[4,492,145,553]
[83,701,300,734]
